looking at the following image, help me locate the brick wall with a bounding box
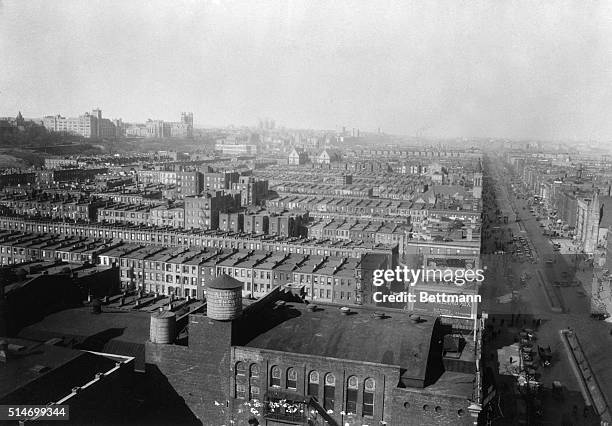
[146,314,233,425]
[228,346,401,426]
[389,387,475,426]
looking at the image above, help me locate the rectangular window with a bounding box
[346,388,358,414]
[363,391,374,416]
[287,372,297,390]
[323,385,335,411]
[307,382,318,397]
[236,384,247,399]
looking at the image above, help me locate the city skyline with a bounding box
[2,1,612,140]
[2,2,612,425]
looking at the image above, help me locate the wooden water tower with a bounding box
[206,274,243,321]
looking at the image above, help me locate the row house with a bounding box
[149,204,185,228]
[97,203,152,225]
[0,216,398,267]
[0,232,117,265]
[0,194,102,221]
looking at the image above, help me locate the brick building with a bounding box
[202,170,240,191]
[0,337,135,425]
[184,190,239,230]
[231,175,269,206]
[146,285,482,425]
[176,171,203,198]
[0,216,399,267]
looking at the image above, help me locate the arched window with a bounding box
[270,365,281,387]
[307,371,319,397]
[250,364,260,377]
[346,376,358,414]
[286,368,297,390]
[236,362,247,376]
[363,378,375,416]
[323,373,335,411]
[249,364,260,400]
[235,362,247,399]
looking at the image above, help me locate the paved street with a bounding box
[480,154,612,425]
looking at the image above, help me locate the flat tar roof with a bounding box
[239,303,435,381]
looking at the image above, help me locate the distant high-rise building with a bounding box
[15,111,25,128]
[181,112,193,125]
[145,119,168,138]
[181,112,194,137]
[258,117,275,131]
[163,112,194,138]
[143,113,193,138]
[43,108,116,139]
[183,112,194,137]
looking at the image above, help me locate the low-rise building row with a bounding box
[0,216,398,266]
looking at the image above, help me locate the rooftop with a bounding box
[237,302,435,382]
[18,307,151,350]
[207,273,244,289]
[0,337,118,403]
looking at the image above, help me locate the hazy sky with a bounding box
[2,0,612,140]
